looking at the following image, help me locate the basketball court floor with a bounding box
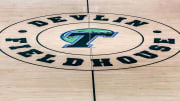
[0,0,180,101]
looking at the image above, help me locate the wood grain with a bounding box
[0,0,179,101]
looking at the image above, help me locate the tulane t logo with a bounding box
[60,28,118,48]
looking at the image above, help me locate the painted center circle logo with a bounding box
[0,13,179,71]
[60,28,118,48]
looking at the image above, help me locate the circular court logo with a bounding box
[0,13,179,71]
